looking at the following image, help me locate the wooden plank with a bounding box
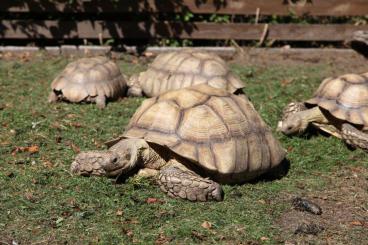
[1,0,368,16]
[1,20,367,41]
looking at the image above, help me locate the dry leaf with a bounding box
[260,236,269,241]
[69,122,83,128]
[155,233,171,245]
[201,221,212,229]
[350,220,363,226]
[11,145,39,156]
[146,197,163,204]
[65,141,80,153]
[27,145,39,153]
[280,78,294,87]
[116,209,124,216]
[42,160,54,168]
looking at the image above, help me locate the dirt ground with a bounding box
[232,47,368,75]
[276,165,368,244]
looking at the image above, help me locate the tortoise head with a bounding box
[70,139,147,177]
[127,74,143,97]
[278,112,308,135]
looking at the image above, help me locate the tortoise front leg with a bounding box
[95,94,106,108]
[341,123,368,150]
[158,160,224,202]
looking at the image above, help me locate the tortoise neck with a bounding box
[299,106,328,124]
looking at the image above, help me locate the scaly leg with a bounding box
[158,160,223,202]
[341,123,368,150]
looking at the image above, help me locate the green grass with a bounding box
[0,54,367,244]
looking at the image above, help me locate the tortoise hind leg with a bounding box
[158,160,223,202]
[341,123,368,150]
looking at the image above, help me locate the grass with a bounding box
[0,53,367,244]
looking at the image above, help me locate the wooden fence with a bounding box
[1,0,368,43]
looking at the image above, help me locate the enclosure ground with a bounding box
[0,51,367,244]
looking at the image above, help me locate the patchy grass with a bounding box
[0,54,367,244]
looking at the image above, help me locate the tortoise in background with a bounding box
[71,84,286,201]
[48,56,127,108]
[351,31,368,58]
[127,49,245,97]
[278,72,368,150]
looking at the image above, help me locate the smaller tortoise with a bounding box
[71,84,286,201]
[127,49,244,97]
[350,30,368,58]
[278,72,368,150]
[48,56,127,108]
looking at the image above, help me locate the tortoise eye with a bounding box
[112,157,118,163]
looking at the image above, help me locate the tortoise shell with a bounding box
[122,84,286,183]
[51,57,127,102]
[130,49,244,97]
[306,73,368,127]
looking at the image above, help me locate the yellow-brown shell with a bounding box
[123,84,286,183]
[51,57,127,102]
[306,73,368,126]
[132,49,244,97]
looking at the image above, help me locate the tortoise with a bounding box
[351,31,368,58]
[71,84,286,201]
[48,56,127,108]
[278,72,368,150]
[127,49,244,97]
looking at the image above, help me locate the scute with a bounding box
[134,49,244,97]
[306,73,368,126]
[123,84,286,183]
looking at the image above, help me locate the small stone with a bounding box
[292,197,322,215]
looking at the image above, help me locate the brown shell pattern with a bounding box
[51,57,127,102]
[136,49,244,97]
[123,84,286,183]
[306,73,368,126]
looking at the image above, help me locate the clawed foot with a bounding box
[158,165,224,202]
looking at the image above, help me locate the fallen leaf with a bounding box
[126,230,134,237]
[146,197,163,204]
[27,145,39,153]
[280,78,294,87]
[66,113,79,119]
[155,233,171,245]
[116,209,124,216]
[11,145,39,156]
[65,141,80,153]
[69,122,83,128]
[350,220,363,226]
[201,221,212,229]
[42,160,54,168]
[260,236,269,241]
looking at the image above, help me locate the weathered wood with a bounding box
[1,20,367,41]
[1,0,368,16]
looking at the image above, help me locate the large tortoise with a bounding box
[127,49,244,97]
[278,72,368,150]
[71,84,286,201]
[48,56,127,108]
